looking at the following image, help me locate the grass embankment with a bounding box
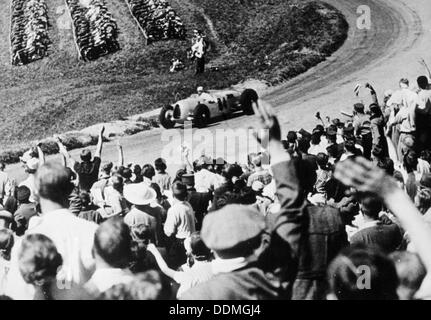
[0,0,347,163]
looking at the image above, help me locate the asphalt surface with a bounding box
[7,0,431,182]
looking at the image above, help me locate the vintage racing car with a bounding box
[159,88,258,129]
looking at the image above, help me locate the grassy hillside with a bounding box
[0,0,347,151]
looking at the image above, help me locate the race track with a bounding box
[7,0,431,181]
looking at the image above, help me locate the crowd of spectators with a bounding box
[0,69,430,300]
[66,0,120,61]
[126,0,186,43]
[11,0,50,66]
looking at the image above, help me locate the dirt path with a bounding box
[7,0,431,182]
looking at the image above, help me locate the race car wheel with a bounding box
[194,104,210,128]
[159,105,175,129]
[240,89,259,115]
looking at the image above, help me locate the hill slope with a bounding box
[0,0,347,150]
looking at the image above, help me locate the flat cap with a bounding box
[201,205,266,253]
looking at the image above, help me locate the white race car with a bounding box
[159,88,258,129]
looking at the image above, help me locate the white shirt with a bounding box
[194,169,219,193]
[19,175,37,203]
[85,268,134,295]
[174,260,213,298]
[164,200,195,239]
[5,209,97,300]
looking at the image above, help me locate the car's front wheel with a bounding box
[194,104,210,128]
[159,105,176,129]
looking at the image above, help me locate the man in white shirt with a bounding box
[164,182,196,269]
[19,145,45,203]
[85,217,134,297]
[5,162,98,300]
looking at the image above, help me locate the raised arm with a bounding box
[55,137,76,168]
[94,126,105,159]
[116,140,124,167]
[146,243,177,279]
[365,82,379,105]
[334,157,431,272]
[420,58,431,80]
[36,144,45,166]
[251,100,306,275]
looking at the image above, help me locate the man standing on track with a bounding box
[191,29,208,75]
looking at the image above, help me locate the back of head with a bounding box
[121,168,132,180]
[18,234,63,286]
[316,153,329,169]
[93,217,132,268]
[80,149,92,162]
[390,251,426,300]
[403,150,418,172]
[154,158,167,172]
[35,162,74,205]
[16,185,31,204]
[378,157,395,176]
[297,137,310,154]
[0,229,14,261]
[417,76,429,90]
[189,232,212,261]
[142,164,156,179]
[354,103,365,114]
[360,196,382,219]
[172,181,187,201]
[111,174,124,193]
[327,246,399,300]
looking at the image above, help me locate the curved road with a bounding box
[7,0,431,181]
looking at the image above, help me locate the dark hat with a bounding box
[181,173,195,186]
[420,173,431,189]
[201,205,266,254]
[354,103,365,112]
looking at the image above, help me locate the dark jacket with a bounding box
[181,160,306,300]
[350,222,403,254]
[292,204,348,300]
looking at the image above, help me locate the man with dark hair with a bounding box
[164,182,195,269]
[5,162,98,299]
[350,196,403,253]
[57,126,105,192]
[13,186,38,235]
[191,29,207,74]
[85,217,134,296]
